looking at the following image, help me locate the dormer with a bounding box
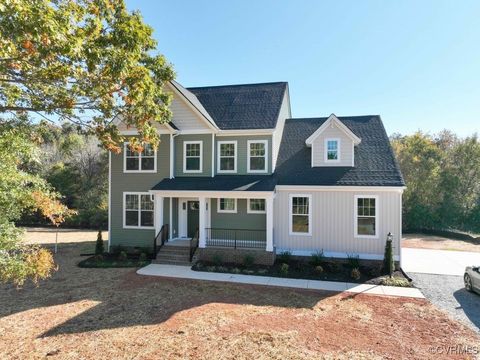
[305,114,361,167]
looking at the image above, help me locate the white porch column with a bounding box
[265,196,274,252]
[169,197,173,240]
[154,195,164,236]
[199,196,206,248]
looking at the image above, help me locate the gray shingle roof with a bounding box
[275,116,405,187]
[187,82,288,130]
[152,175,277,192]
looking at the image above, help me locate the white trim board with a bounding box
[276,186,405,193]
[217,140,238,174]
[183,140,203,173]
[288,194,312,236]
[305,114,361,147]
[150,190,274,200]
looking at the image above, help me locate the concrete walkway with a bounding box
[137,264,424,299]
[402,248,479,276]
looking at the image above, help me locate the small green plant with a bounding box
[212,254,223,266]
[242,269,255,275]
[257,269,268,275]
[93,254,104,262]
[280,263,289,276]
[380,277,410,287]
[217,266,228,273]
[243,254,255,268]
[309,250,324,266]
[347,254,360,269]
[95,230,104,255]
[139,252,147,262]
[278,251,292,264]
[314,265,324,274]
[350,267,361,280]
[231,267,241,274]
[118,251,127,261]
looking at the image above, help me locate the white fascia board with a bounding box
[275,185,405,193]
[305,114,361,146]
[150,190,274,199]
[217,129,275,136]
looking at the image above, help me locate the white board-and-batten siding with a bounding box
[311,122,354,167]
[273,189,402,259]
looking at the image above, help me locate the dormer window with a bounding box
[325,138,340,162]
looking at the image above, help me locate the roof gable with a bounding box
[305,114,361,146]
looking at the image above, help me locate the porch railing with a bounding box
[190,228,199,262]
[205,228,266,249]
[153,224,169,258]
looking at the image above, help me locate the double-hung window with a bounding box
[218,198,237,213]
[325,138,340,162]
[248,140,268,173]
[184,141,202,173]
[289,195,311,235]
[124,193,154,228]
[248,199,266,214]
[355,195,378,238]
[218,141,237,173]
[124,143,156,172]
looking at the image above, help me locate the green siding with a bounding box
[211,199,266,230]
[174,134,213,177]
[214,135,273,175]
[110,135,170,248]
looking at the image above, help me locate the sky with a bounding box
[126,0,480,136]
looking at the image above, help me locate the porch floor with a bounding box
[164,238,191,247]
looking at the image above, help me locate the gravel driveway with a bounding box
[408,272,480,333]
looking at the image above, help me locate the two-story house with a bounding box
[108,80,405,265]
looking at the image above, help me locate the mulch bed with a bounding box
[78,253,151,268]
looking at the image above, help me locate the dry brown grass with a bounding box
[403,233,480,252]
[0,230,478,359]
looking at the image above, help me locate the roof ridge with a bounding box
[187,81,288,90]
[287,115,380,121]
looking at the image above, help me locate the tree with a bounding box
[95,230,104,255]
[0,0,175,152]
[0,121,75,286]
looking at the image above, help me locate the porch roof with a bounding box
[152,175,276,192]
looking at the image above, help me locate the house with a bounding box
[108,80,405,265]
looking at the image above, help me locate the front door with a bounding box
[187,201,199,238]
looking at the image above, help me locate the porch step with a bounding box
[153,244,192,266]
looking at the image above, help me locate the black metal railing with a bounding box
[153,224,169,258]
[190,228,199,262]
[205,228,266,249]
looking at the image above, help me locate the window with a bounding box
[289,195,311,235]
[325,138,340,162]
[123,193,154,228]
[183,141,202,173]
[218,198,237,213]
[218,141,237,173]
[124,143,156,172]
[355,196,378,238]
[248,199,266,214]
[248,140,268,173]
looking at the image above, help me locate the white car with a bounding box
[464,266,480,294]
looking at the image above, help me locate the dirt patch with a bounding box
[0,230,478,359]
[403,233,480,252]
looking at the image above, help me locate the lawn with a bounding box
[0,229,478,359]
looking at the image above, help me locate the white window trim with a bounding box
[217,140,237,174]
[247,198,266,214]
[217,198,237,213]
[289,194,312,236]
[183,141,203,173]
[354,195,379,239]
[123,142,157,173]
[123,192,155,230]
[247,140,269,173]
[324,138,341,163]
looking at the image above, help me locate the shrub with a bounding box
[383,237,394,276]
[278,251,292,264]
[347,254,360,269]
[380,277,410,287]
[257,269,268,275]
[242,269,255,275]
[217,266,228,273]
[206,266,216,272]
[280,263,289,276]
[310,250,325,267]
[325,261,340,273]
[231,267,241,274]
[139,253,147,262]
[118,251,127,261]
[94,254,104,262]
[110,246,126,255]
[351,268,361,280]
[314,265,324,274]
[95,230,104,255]
[212,254,223,266]
[243,254,255,268]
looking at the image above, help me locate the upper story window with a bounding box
[325,138,340,162]
[354,195,378,238]
[123,192,154,229]
[218,141,237,173]
[247,140,268,173]
[183,141,203,173]
[289,195,311,236]
[218,198,237,213]
[124,143,156,173]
